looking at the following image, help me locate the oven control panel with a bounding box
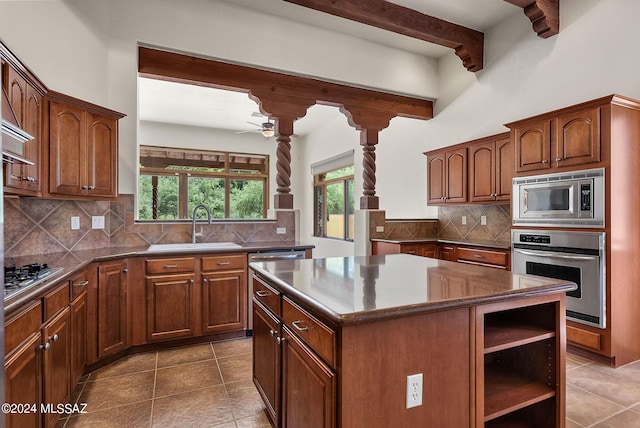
[518,234,551,244]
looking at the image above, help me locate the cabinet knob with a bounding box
[541,159,549,164]
[49,334,59,342]
[81,185,89,190]
[122,269,128,273]
[40,343,51,351]
[555,157,562,162]
[203,278,208,283]
[88,186,95,190]
[269,329,276,337]
[276,337,285,345]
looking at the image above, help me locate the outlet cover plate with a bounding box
[92,216,105,229]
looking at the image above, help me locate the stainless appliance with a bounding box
[4,263,64,300]
[247,249,307,331]
[512,168,604,228]
[512,229,605,328]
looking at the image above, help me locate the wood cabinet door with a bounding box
[21,85,43,193]
[444,148,467,203]
[202,270,247,334]
[70,293,87,388]
[494,136,513,201]
[4,333,42,428]
[514,119,551,172]
[86,113,118,197]
[282,328,336,428]
[146,273,197,341]
[97,262,127,358]
[555,107,601,168]
[49,101,86,196]
[469,141,496,202]
[4,67,27,189]
[252,301,281,426]
[438,244,456,261]
[42,307,71,428]
[427,153,445,204]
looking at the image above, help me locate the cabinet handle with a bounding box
[123,269,128,273]
[255,290,270,297]
[269,329,276,337]
[203,278,208,283]
[292,320,310,332]
[88,186,95,190]
[541,159,549,164]
[276,337,285,345]
[217,262,231,266]
[40,343,51,351]
[81,185,88,190]
[75,280,89,287]
[473,254,485,259]
[189,279,194,285]
[163,265,178,269]
[49,334,59,342]
[407,250,416,254]
[555,157,562,162]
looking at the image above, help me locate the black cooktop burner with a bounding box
[4,263,62,298]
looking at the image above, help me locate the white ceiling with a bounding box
[139,0,522,135]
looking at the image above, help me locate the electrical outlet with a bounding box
[461,216,467,225]
[376,226,384,232]
[71,216,80,230]
[92,216,105,229]
[481,215,487,226]
[276,227,286,234]
[406,373,423,409]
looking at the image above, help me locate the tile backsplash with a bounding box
[368,204,511,246]
[3,194,296,257]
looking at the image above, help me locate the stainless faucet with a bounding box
[191,204,213,243]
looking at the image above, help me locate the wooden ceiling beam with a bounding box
[504,0,559,38]
[282,0,484,72]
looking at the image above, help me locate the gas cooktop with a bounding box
[4,263,64,300]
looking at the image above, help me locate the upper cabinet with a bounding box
[468,133,512,203]
[426,147,467,204]
[1,43,47,196]
[45,91,124,199]
[509,105,602,174]
[426,133,510,206]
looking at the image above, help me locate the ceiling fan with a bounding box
[237,120,275,138]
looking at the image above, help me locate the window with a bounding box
[138,146,268,220]
[313,152,355,240]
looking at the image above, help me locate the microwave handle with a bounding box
[514,248,598,261]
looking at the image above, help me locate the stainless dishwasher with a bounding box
[247,249,307,331]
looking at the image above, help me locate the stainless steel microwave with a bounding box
[512,168,605,228]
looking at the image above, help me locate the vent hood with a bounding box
[2,87,34,165]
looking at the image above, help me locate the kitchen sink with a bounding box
[146,242,243,252]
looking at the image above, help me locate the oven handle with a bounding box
[514,248,599,261]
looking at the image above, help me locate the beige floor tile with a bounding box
[593,409,640,427]
[236,411,273,428]
[568,364,640,407]
[154,359,223,398]
[226,378,269,420]
[218,352,253,383]
[566,418,585,428]
[78,371,155,412]
[213,337,252,359]
[89,351,157,380]
[151,385,234,428]
[156,343,215,368]
[65,400,152,428]
[566,384,625,426]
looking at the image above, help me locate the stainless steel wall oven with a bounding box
[512,230,606,328]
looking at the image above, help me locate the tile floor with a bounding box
[56,338,640,427]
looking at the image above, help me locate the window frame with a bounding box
[313,166,355,241]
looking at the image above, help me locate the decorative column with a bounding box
[340,106,396,209]
[251,92,315,209]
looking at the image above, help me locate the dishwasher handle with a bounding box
[249,252,306,262]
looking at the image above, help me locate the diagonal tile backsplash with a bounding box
[3,194,298,257]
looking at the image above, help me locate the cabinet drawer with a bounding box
[282,297,336,368]
[253,276,281,317]
[456,247,508,267]
[69,269,90,299]
[202,254,246,272]
[44,283,70,321]
[567,325,602,351]
[146,257,195,274]
[5,301,42,355]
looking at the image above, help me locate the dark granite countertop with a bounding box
[250,254,576,326]
[371,237,511,250]
[4,241,314,315]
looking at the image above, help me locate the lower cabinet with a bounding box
[42,307,71,428]
[4,332,42,428]
[371,241,437,258]
[97,261,128,359]
[201,254,247,334]
[281,328,336,428]
[146,272,197,341]
[253,300,281,425]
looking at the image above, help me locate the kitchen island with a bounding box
[250,254,576,428]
